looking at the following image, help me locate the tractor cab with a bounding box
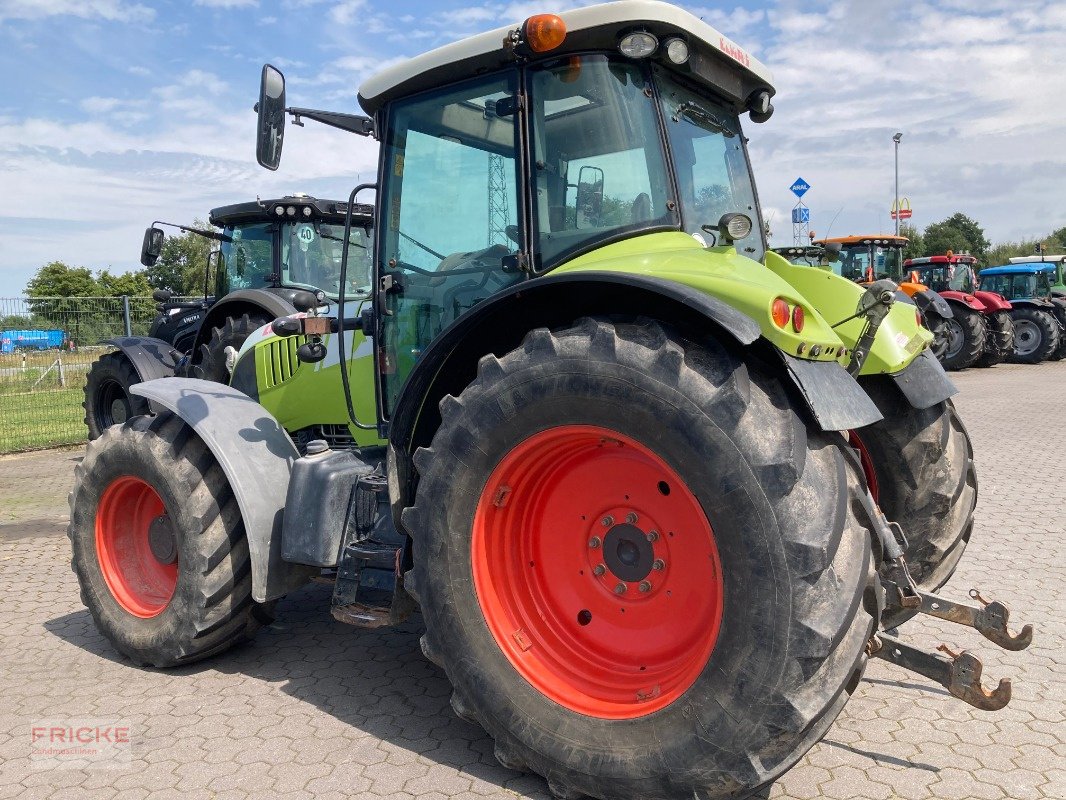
[907,255,979,295]
[140,195,373,304]
[1009,255,1066,297]
[814,235,910,282]
[979,264,1056,302]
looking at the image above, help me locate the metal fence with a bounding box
[0,296,172,454]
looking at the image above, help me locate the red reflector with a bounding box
[772,298,790,328]
[791,305,805,332]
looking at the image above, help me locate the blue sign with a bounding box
[790,178,811,198]
[791,207,810,224]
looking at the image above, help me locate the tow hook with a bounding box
[917,588,1034,651]
[868,634,1013,711]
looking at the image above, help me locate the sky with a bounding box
[0,0,1063,293]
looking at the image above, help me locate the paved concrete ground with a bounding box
[1,363,1063,800]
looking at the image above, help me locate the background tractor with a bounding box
[812,234,955,362]
[1009,254,1066,297]
[82,196,373,438]
[68,5,1020,799]
[906,253,1015,370]
[978,263,1066,363]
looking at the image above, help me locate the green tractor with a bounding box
[82,196,373,438]
[1010,254,1066,297]
[69,5,1030,799]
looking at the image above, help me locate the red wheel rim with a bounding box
[848,431,879,502]
[471,425,724,719]
[95,476,177,617]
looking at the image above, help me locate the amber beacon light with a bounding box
[524,14,567,52]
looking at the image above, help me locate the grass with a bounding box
[0,387,86,454]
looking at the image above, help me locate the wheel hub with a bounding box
[147,515,177,565]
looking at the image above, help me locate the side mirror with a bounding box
[256,64,286,171]
[824,242,842,264]
[206,250,221,299]
[575,165,604,228]
[141,226,164,267]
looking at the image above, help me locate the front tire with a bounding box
[940,306,986,370]
[83,352,150,440]
[1008,307,1059,364]
[69,411,273,667]
[405,319,880,800]
[851,380,977,629]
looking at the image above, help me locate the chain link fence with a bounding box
[0,296,170,454]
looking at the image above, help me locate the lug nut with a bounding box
[588,536,601,549]
[645,530,659,542]
[601,516,614,527]
[593,564,606,576]
[614,583,627,595]
[625,512,638,524]
[652,559,665,571]
[638,581,652,593]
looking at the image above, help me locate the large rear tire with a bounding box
[193,311,273,384]
[940,306,986,370]
[1008,307,1059,364]
[974,311,1014,367]
[405,319,881,800]
[83,352,150,440]
[851,381,977,629]
[68,411,273,667]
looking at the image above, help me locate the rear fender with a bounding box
[940,291,988,312]
[130,377,314,602]
[910,289,954,320]
[386,272,882,533]
[973,290,1011,312]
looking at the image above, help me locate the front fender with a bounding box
[973,290,1011,312]
[910,288,954,320]
[940,290,988,312]
[103,336,181,383]
[130,377,314,602]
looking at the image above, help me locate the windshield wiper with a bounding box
[673,101,735,138]
[398,230,447,261]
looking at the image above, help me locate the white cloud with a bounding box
[193,0,258,7]
[0,0,155,23]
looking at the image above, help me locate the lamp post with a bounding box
[893,132,903,236]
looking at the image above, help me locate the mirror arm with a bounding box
[285,107,374,137]
[151,220,229,242]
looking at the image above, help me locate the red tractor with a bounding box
[905,252,1014,370]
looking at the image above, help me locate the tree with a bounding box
[96,269,153,298]
[898,222,924,262]
[25,261,99,297]
[921,213,990,261]
[144,221,215,295]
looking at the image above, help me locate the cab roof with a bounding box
[980,264,1055,276]
[815,235,908,247]
[209,195,373,227]
[1009,255,1066,264]
[357,0,774,116]
[905,254,978,266]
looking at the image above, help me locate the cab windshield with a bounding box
[917,264,976,293]
[655,67,763,260]
[837,244,905,281]
[280,221,372,299]
[217,223,273,294]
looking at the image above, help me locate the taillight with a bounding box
[772,298,790,328]
[791,305,805,332]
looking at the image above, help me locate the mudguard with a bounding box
[104,336,182,383]
[939,291,988,312]
[130,377,314,603]
[973,290,1011,312]
[886,349,957,409]
[911,289,953,320]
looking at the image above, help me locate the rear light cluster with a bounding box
[771,298,805,333]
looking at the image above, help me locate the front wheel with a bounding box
[68,412,273,667]
[193,311,273,383]
[406,319,880,800]
[940,307,986,370]
[1009,307,1059,364]
[83,352,150,440]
